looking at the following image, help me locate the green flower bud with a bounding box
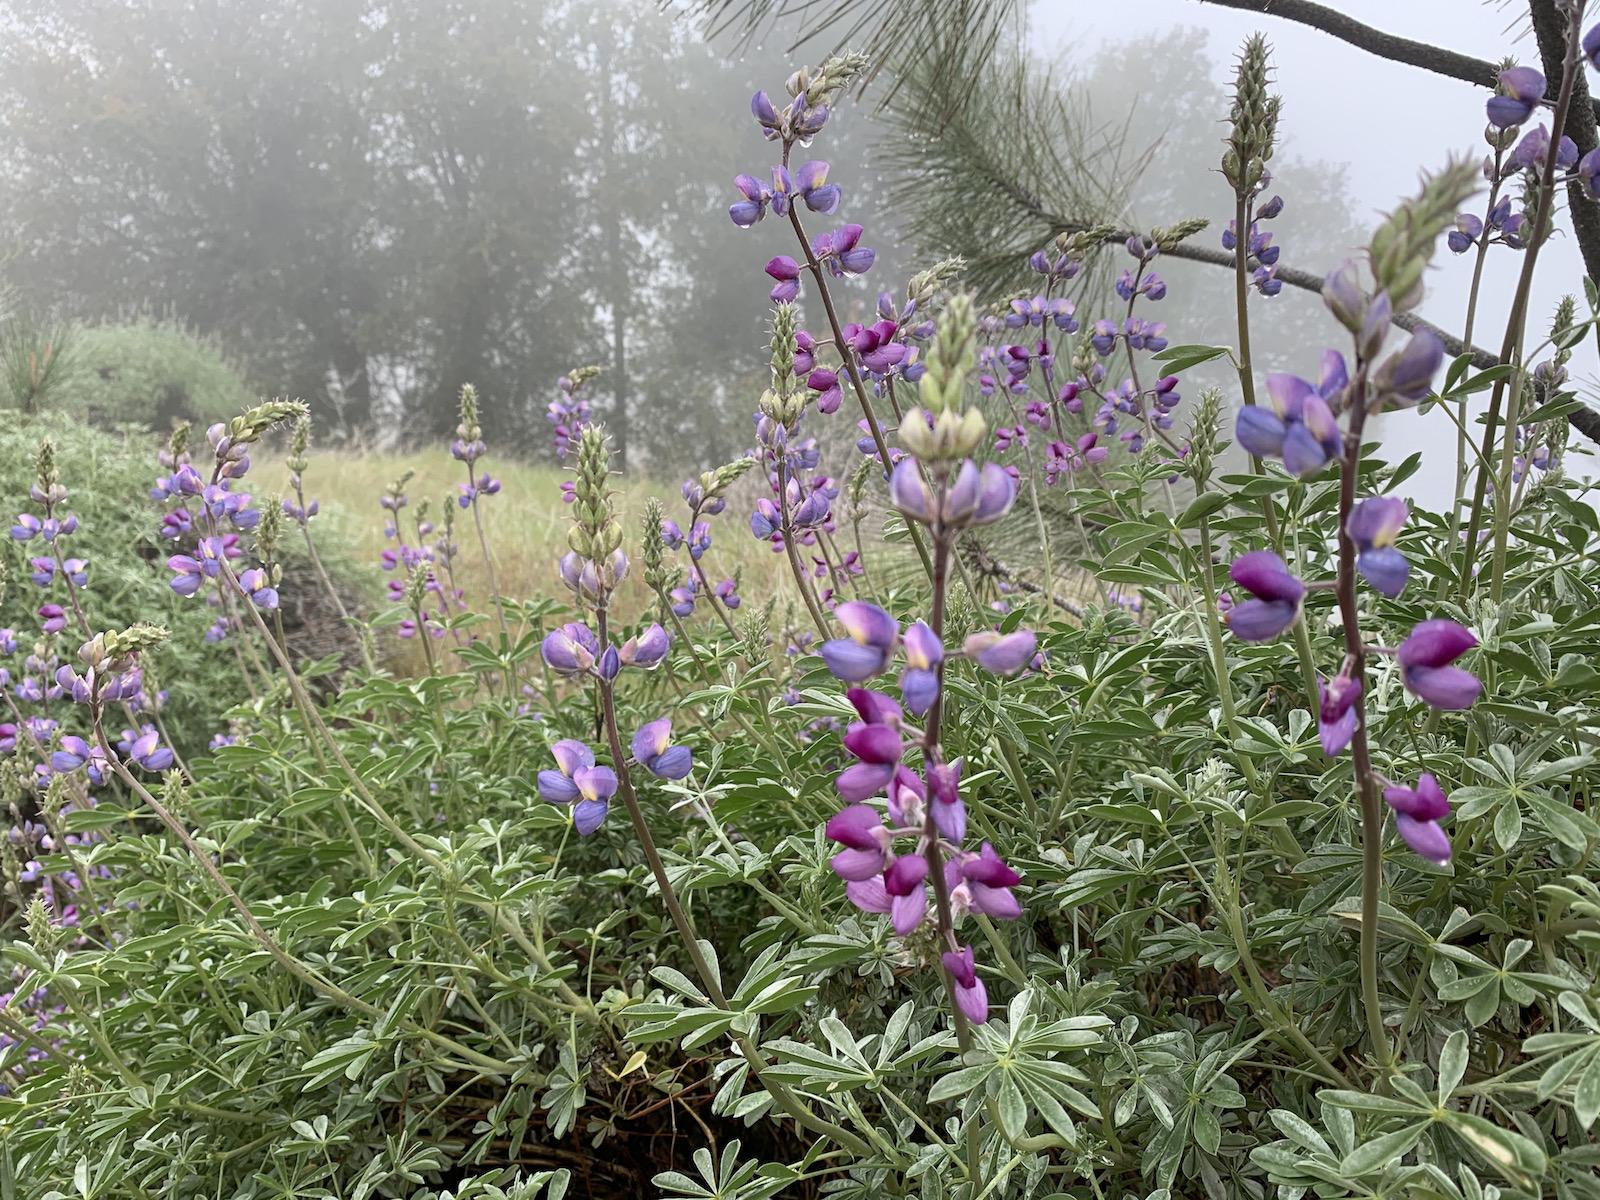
[1367,159,1480,313]
[456,382,482,442]
[287,416,310,472]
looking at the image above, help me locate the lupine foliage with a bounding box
[6,13,1600,1200]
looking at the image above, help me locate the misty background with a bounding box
[0,0,1590,504]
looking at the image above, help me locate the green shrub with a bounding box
[0,415,254,750]
[57,316,253,429]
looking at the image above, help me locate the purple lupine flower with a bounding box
[1486,66,1545,129]
[811,224,875,277]
[1372,330,1443,407]
[51,735,96,774]
[942,944,988,1024]
[962,629,1037,676]
[1448,213,1483,254]
[750,90,781,137]
[750,498,781,541]
[1235,353,1345,476]
[826,803,890,881]
[794,160,841,213]
[1317,673,1362,756]
[1586,23,1600,71]
[729,173,768,226]
[1383,773,1452,864]
[619,623,670,670]
[1224,551,1304,643]
[38,604,66,635]
[541,623,599,675]
[1397,620,1482,710]
[819,602,898,681]
[238,568,279,611]
[715,578,741,609]
[766,256,801,304]
[670,579,697,616]
[571,764,617,835]
[899,621,942,716]
[632,718,692,780]
[537,739,593,805]
[1347,496,1410,597]
[123,729,174,772]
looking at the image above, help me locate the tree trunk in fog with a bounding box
[328,331,371,437]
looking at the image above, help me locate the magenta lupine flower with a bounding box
[819,602,899,681]
[766,256,802,304]
[618,623,670,670]
[950,843,1023,920]
[962,629,1037,676]
[899,621,942,717]
[836,720,904,802]
[810,224,875,278]
[1347,497,1409,597]
[825,803,891,881]
[1487,65,1545,129]
[38,604,66,635]
[632,718,692,780]
[1224,551,1305,643]
[1397,620,1482,710]
[1383,773,1452,864]
[1317,673,1362,756]
[884,855,928,934]
[942,945,988,1024]
[541,623,599,675]
[1235,352,1346,476]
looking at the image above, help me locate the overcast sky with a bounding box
[1032,0,1596,502]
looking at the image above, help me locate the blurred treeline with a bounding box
[0,1,1366,473]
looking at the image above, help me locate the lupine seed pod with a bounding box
[1367,159,1480,312]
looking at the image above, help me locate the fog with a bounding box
[0,0,1590,500]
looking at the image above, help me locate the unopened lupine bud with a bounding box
[457,383,482,442]
[1223,34,1281,195]
[1187,388,1224,484]
[905,257,966,309]
[641,498,670,595]
[230,398,310,445]
[404,563,430,612]
[1367,159,1480,313]
[287,416,310,473]
[256,496,283,563]
[918,292,977,414]
[899,407,987,463]
[1153,218,1210,252]
[770,303,799,388]
[25,895,56,954]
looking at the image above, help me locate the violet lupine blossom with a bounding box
[1224,551,1305,643]
[117,726,174,772]
[942,945,987,1024]
[818,601,898,682]
[1397,620,1482,711]
[632,718,692,780]
[962,629,1038,676]
[1586,24,1600,71]
[38,605,66,636]
[888,458,1016,529]
[1372,330,1444,407]
[238,568,279,611]
[541,623,600,675]
[766,256,802,304]
[1449,196,1526,253]
[167,537,229,597]
[1235,351,1346,476]
[810,224,875,278]
[899,621,942,716]
[1317,674,1362,756]
[1486,65,1545,130]
[618,623,670,669]
[1383,773,1452,864]
[547,375,592,460]
[536,740,616,836]
[715,578,741,609]
[1347,497,1410,598]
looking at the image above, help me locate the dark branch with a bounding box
[1194,0,1600,125]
